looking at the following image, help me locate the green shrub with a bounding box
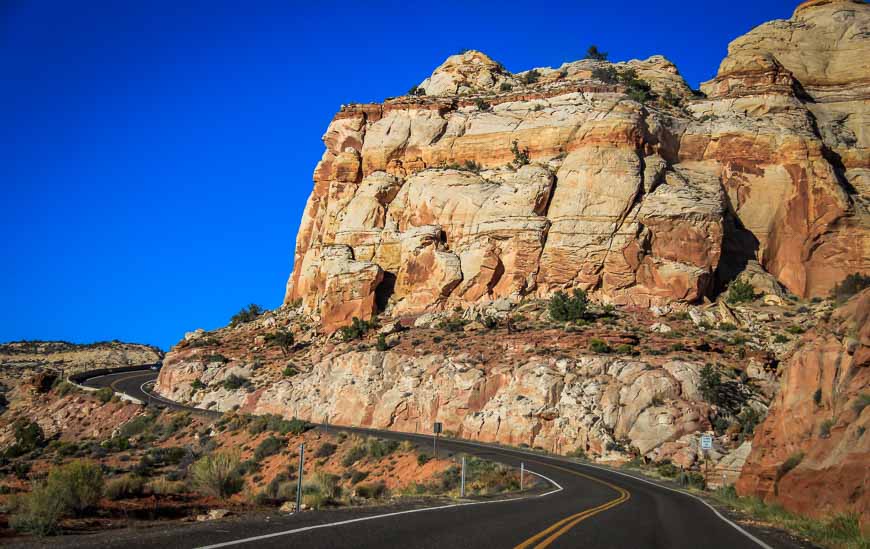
[773,334,788,343]
[738,407,762,437]
[230,304,263,326]
[510,140,530,167]
[5,420,46,458]
[190,451,243,498]
[120,414,156,439]
[677,471,705,490]
[786,325,804,335]
[522,69,540,85]
[439,318,467,332]
[407,85,425,96]
[726,279,755,303]
[49,460,104,514]
[616,343,633,354]
[339,317,374,341]
[718,322,736,331]
[356,481,387,499]
[853,393,870,415]
[464,160,482,173]
[350,469,369,484]
[699,364,723,405]
[589,339,611,354]
[204,354,228,364]
[548,289,588,321]
[367,437,399,459]
[93,387,114,403]
[417,453,432,466]
[592,66,618,84]
[585,45,608,61]
[617,67,653,103]
[656,461,679,478]
[376,334,390,352]
[342,444,367,467]
[264,331,294,355]
[777,451,804,480]
[474,98,491,111]
[191,379,206,390]
[819,419,834,438]
[104,475,145,500]
[829,273,870,303]
[499,82,513,92]
[282,364,298,377]
[315,443,337,458]
[254,436,284,461]
[9,481,67,535]
[223,374,250,391]
[813,388,822,405]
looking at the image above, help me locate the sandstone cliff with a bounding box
[0,340,163,375]
[285,0,869,332]
[736,287,869,524]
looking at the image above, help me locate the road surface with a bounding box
[76,369,804,549]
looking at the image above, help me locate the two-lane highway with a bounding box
[78,369,801,549]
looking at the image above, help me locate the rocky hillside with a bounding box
[0,340,163,375]
[155,0,869,526]
[737,288,869,523]
[286,0,868,331]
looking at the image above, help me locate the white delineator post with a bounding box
[520,462,524,490]
[295,443,305,513]
[460,456,467,498]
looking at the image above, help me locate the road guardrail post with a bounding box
[295,443,305,513]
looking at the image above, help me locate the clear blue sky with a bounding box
[1,0,798,350]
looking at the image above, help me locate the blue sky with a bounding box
[1,0,798,350]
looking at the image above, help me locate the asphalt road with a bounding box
[73,369,805,549]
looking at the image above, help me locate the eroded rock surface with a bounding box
[285,1,869,331]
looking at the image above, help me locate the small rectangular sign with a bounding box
[433,422,443,434]
[700,434,713,450]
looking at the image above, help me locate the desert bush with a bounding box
[315,442,337,458]
[283,364,299,377]
[819,419,834,438]
[464,159,482,173]
[5,420,46,458]
[367,437,399,459]
[339,317,374,341]
[774,334,789,343]
[510,140,530,167]
[522,69,540,84]
[499,82,513,92]
[548,289,588,321]
[253,436,284,461]
[349,469,369,485]
[223,374,250,391]
[342,444,367,467]
[104,475,145,500]
[829,272,870,303]
[120,413,156,439]
[676,471,705,490]
[592,65,618,83]
[356,481,387,499]
[656,461,679,478]
[589,339,611,354]
[699,364,723,405]
[9,481,67,535]
[149,477,186,496]
[190,451,243,498]
[585,45,608,60]
[191,379,206,390]
[407,85,425,96]
[776,451,804,480]
[417,453,432,466]
[230,304,263,326]
[376,334,390,352]
[726,279,755,304]
[49,460,104,514]
[265,331,294,355]
[474,98,491,111]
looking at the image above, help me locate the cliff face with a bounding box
[285,0,869,332]
[0,340,163,375]
[736,288,869,524]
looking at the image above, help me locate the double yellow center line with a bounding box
[510,455,631,549]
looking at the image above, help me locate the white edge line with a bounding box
[356,428,771,549]
[195,469,562,549]
[108,378,765,549]
[579,463,773,549]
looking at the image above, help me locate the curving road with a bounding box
[79,369,803,549]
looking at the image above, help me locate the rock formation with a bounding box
[0,340,163,375]
[736,288,869,524]
[284,0,869,331]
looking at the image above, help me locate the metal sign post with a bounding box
[433,422,442,458]
[460,456,466,498]
[295,443,305,513]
